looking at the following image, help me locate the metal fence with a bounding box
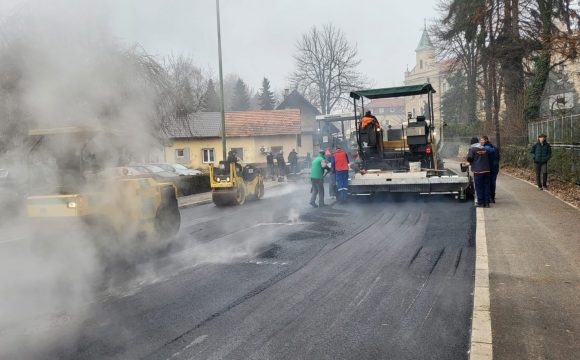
[528,114,580,145]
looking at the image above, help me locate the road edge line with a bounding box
[503,172,579,211]
[469,207,493,360]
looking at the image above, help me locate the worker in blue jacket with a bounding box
[466,136,492,207]
[482,136,499,203]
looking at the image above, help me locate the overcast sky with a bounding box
[1,0,439,93]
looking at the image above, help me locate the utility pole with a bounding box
[216,0,227,161]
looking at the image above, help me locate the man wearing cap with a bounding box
[309,150,326,207]
[333,145,350,202]
[530,134,552,190]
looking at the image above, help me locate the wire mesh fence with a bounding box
[528,114,580,145]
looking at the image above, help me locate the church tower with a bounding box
[404,24,445,127]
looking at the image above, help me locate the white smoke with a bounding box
[0,1,168,358]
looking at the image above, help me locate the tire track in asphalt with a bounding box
[149,209,396,358]
[197,210,423,360]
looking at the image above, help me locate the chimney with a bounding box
[284,88,290,98]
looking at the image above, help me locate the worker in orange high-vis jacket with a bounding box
[333,145,350,202]
[361,110,380,130]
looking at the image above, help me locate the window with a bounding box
[420,60,423,69]
[176,149,185,158]
[296,134,302,147]
[231,147,244,161]
[202,148,215,163]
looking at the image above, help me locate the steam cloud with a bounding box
[0,1,167,358]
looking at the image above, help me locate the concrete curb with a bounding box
[469,207,493,360]
[503,172,579,211]
[178,199,213,209]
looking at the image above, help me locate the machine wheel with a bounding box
[155,188,181,239]
[233,185,246,205]
[212,191,229,207]
[255,181,264,200]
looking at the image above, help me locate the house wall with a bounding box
[165,138,223,169]
[298,133,313,157]
[165,135,302,169]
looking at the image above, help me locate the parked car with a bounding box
[150,163,202,176]
[131,164,194,196]
[131,165,181,179]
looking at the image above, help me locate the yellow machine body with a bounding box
[209,162,264,206]
[25,127,181,248]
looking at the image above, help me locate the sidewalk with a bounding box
[483,174,580,359]
[177,180,285,208]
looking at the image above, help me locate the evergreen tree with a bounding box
[441,71,470,125]
[258,77,276,110]
[231,79,250,111]
[203,79,221,112]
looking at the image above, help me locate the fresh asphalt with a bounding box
[32,183,475,360]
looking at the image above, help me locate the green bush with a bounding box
[501,145,579,184]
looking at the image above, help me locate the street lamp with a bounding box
[216,0,227,161]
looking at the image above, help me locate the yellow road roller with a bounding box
[25,127,181,260]
[209,160,264,206]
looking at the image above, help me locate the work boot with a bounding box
[309,202,318,208]
[538,186,543,190]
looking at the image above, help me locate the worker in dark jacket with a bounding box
[266,151,275,180]
[482,136,499,202]
[466,136,492,207]
[288,149,298,174]
[530,134,552,190]
[276,151,286,180]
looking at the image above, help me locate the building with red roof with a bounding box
[164,109,303,169]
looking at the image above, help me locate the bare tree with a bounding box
[290,24,366,114]
[163,55,209,117]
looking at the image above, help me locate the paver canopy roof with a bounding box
[350,84,435,100]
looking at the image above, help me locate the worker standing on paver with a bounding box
[309,150,326,208]
[466,136,492,207]
[333,145,350,202]
[530,134,552,190]
[483,136,500,203]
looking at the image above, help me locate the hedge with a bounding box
[176,174,211,196]
[500,145,579,184]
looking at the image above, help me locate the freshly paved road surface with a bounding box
[1,184,475,360]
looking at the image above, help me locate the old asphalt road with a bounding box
[43,184,475,360]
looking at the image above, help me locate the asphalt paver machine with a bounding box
[349,83,471,199]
